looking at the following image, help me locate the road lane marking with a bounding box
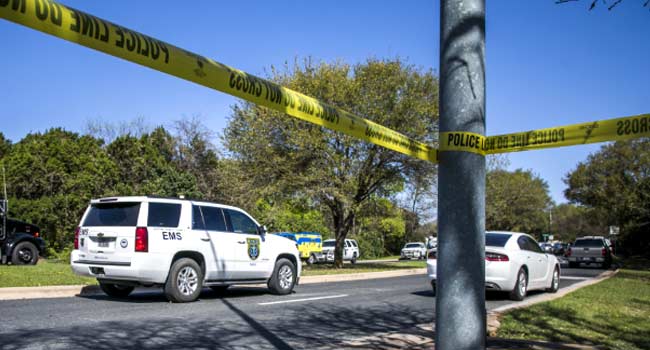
[258,294,348,306]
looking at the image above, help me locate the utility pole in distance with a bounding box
[437,0,486,349]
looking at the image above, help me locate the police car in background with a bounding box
[71,196,301,303]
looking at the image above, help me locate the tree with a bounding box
[2,128,118,250]
[564,139,650,254]
[550,203,605,242]
[486,169,553,237]
[171,117,222,202]
[223,58,439,267]
[0,132,11,160]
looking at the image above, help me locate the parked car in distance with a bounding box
[539,242,553,254]
[567,236,613,268]
[400,242,426,260]
[273,231,322,265]
[552,242,570,256]
[71,196,301,302]
[318,238,359,264]
[0,217,46,265]
[427,231,560,301]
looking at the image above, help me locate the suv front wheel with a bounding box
[164,258,204,303]
[268,258,296,295]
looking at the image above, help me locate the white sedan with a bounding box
[427,231,560,301]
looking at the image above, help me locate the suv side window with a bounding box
[200,206,227,231]
[351,241,358,247]
[192,205,205,230]
[224,209,258,234]
[345,241,351,248]
[148,202,182,227]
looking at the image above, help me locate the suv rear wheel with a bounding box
[164,258,204,303]
[99,281,134,298]
[268,258,296,295]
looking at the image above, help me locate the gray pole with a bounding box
[436,0,486,349]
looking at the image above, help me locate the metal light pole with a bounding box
[437,0,486,349]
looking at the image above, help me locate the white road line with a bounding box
[258,294,348,306]
[562,276,589,280]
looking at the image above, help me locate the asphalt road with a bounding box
[0,267,606,350]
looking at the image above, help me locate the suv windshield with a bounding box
[83,202,141,227]
[574,239,605,248]
[405,243,422,249]
[485,233,511,247]
[323,241,335,248]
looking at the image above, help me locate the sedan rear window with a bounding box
[405,243,422,248]
[573,239,604,248]
[323,241,335,248]
[84,202,141,227]
[485,233,511,247]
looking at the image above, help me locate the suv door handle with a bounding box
[201,238,210,242]
[238,241,246,244]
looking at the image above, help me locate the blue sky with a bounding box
[1,0,648,204]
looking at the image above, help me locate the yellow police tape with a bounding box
[0,0,438,163]
[2,1,649,163]
[440,113,650,156]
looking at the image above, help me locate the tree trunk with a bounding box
[331,204,355,268]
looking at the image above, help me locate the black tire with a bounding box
[11,241,39,265]
[307,254,316,265]
[351,253,357,264]
[99,281,134,298]
[164,258,203,303]
[569,261,578,268]
[268,258,296,295]
[431,281,436,296]
[546,266,560,293]
[509,267,528,301]
[210,285,230,294]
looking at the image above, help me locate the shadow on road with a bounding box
[78,286,272,304]
[0,298,431,349]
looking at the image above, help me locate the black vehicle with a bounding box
[1,199,46,265]
[552,242,570,256]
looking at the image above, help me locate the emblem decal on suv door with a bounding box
[247,238,260,260]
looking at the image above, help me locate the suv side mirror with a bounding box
[259,225,267,236]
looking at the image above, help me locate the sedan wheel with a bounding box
[547,267,560,293]
[509,268,527,301]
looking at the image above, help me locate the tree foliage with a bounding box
[564,139,650,254]
[550,203,605,242]
[223,58,438,267]
[1,127,202,251]
[486,169,553,237]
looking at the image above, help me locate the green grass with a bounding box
[0,260,96,288]
[359,255,400,261]
[302,260,426,276]
[496,266,650,350]
[0,258,425,287]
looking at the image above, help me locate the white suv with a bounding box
[318,238,359,263]
[71,196,301,302]
[400,242,426,260]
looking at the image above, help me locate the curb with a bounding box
[486,269,619,336]
[0,268,427,301]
